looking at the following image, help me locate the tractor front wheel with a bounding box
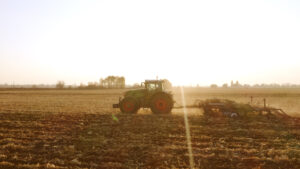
[120,97,139,114]
[150,93,173,114]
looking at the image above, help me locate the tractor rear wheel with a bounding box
[150,93,173,114]
[120,97,139,114]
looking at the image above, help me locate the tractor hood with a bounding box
[124,89,146,98]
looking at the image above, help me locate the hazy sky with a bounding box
[1,0,300,86]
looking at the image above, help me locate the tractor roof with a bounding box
[144,80,164,83]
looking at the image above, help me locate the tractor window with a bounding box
[147,83,157,90]
[146,83,163,91]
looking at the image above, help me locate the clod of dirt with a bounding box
[71,158,81,165]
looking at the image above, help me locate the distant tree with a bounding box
[99,78,104,88]
[243,84,250,88]
[78,83,86,89]
[106,76,115,88]
[230,80,242,88]
[210,84,218,88]
[117,76,125,88]
[253,84,260,88]
[56,81,65,89]
[100,76,126,88]
[87,82,98,89]
[222,83,228,88]
[235,81,240,87]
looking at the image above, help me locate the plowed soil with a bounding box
[0,89,299,168]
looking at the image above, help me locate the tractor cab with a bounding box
[143,80,164,91]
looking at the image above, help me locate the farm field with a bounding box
[0,88,299,168]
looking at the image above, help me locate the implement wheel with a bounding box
[120,97,139,114]
[150,93,173,114]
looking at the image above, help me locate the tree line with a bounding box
[210,80,300,88]
[56,76,125,89]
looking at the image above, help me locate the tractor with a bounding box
[113,80,174,114]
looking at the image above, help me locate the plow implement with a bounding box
[173,98,292,119]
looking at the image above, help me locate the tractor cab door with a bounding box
[144,82,162,105]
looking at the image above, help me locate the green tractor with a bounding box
[113,80,174,114]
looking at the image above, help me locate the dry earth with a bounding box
[0,89,299,168]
